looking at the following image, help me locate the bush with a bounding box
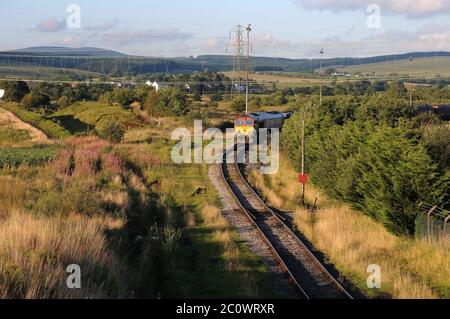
[230,96,246,113]
[96,120,125,143]
[21,93,50,110]
[157,88,189,116]
[113,89,136,107]
[210,94,222,102]
[192,93,202,101]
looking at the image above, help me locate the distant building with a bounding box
[146,81,160,91]
[147,81,170,91]
[117,81,136,89]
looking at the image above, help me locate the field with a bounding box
[337,56,450,77]
[50,102,141,134]
[0,104,279,299]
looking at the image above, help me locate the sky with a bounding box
[1,0,450,58]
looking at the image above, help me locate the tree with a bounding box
[0,81,30,102]
[355,126,447,235]
[21,93,50,110]
[99,92,114,105]
[96,119,124,143]
[113,89,135,107]
[387,81,407,99]
[157,88,189,116]
[230,95,246,113]
[144,89,159,117]
[57,96,74,108]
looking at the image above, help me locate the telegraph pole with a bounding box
[319,49,324,106]
[246,24,252,114]
[409,56,413,108]
[301,109,306,205]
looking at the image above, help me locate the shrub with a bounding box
[210,94,222,102]
[230,96,246,113]
[157,88,189,116]
[96,120,125,143]
[21,93,51,110]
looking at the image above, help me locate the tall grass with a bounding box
[248,154,450,299]
[0,210,126,298]
[0,169,127,298]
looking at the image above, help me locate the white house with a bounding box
[146,81,160,91]
[0,89,5,99]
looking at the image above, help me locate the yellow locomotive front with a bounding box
[234,115,256,136]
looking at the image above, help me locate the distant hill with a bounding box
[194,52,450,73]
[9,46,127,57]
[1,46,449,77]
[337,56,450,77]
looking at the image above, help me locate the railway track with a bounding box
[220,148,354,299]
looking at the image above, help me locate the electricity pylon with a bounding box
[227,25,251,103]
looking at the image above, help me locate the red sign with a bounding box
[299,174,309,184]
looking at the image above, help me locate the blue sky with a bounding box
[1,0,450,58]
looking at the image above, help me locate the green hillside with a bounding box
[337,56,450,77]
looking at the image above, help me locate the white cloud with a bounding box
[34,18,66,32]
[294,0,450,18]
[85,19,120,32]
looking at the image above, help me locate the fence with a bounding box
[415,203,450,242]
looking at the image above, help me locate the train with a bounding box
[416,104,450,121]
[234,111,292,135]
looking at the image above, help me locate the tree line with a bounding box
[282,93,450,236]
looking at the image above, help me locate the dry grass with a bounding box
[0,210,125,299]
[0,107,49,145]
[0,137,139,299]
[0,175,27,214]
[248,155,450,299]
[202,205,227,227]
[248,154,315,210]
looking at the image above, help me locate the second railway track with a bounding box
[220,148,354,299]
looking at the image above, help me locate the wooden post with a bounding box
[427,206,437,240]
[301,114,305,205]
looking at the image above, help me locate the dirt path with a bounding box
[0,107,49,143]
